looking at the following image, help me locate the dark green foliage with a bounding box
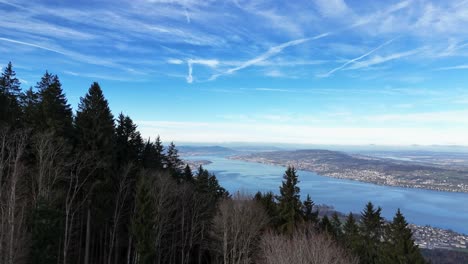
[30,200,62,264]
[384,209,426,264]
[320,215,334,234]
[115,113,144,167]
[19,87,40,128]
[183,164,193,182]
[359,202,385,264]
[302,194,319,224]
[132,174,156,264]
[166,141,183,179]
[254,191,278,227]
[0,62,22,125]
[277,166,302,234]
[195,166,228,200]
[343,213,360,253]
[75,82,115,164]
[141,136,165,170]
[35,72,73,137]
[331,212,343,239]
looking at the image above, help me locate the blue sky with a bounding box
[1,0,468,145]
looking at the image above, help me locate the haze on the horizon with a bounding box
[1,0,468,145]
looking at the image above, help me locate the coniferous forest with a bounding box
[0,62,428,264]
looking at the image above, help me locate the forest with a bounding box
[0,61,427,264]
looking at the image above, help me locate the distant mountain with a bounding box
[178,145,237,155]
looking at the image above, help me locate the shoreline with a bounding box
[229,156,468,194]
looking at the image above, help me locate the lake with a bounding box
[184,155,468,234]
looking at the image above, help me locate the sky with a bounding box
[1,0,468,146]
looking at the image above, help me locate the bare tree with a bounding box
[107,163,133,264]
[0,129,29,264]
[31,132,68,205]
[258,227,358,264]
[62,154,98,264]
[213,192,269,264]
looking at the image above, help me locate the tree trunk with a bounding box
[84,200,91,264]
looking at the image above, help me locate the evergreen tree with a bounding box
[195,166,227,200]
[166,141,183,178]
[75,82,115,166]
[320,215,334,235]
[0,62,22,125]
[20,87,40,128]
[276,166,302,234]
[385,209,426,264]
[360,202,385,264]
[36,72,73,137]
[302,194,319,224]
[141,136,165,170]
[115,113,144,167]
[343,213,361,253]
[331,212,343,239]
[132,174,156,264]
[183,164,193,182]
[254,191,278,227]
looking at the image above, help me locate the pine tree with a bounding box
[75,82,115,166]
[343,213,360,253]
[320,215,334,235]
[360,202,385,264]
[254,191,278,227]
[132,174,156,264]
[19,87,40,128]
[0,62,22,125]
[166,141,183,178]
[115,113,144,167]
[302,194,319,224]
[385,209,426,264]
[141,136,165,170]
[277,166,302,234]
[36,72,73,137]
[331,212,343,239]
[183,164,193,182]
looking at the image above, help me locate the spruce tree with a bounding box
[360,202,385,264]
[20,87,40,128]
[0,62,22,125]
[254,191,278,227]
[166,141,183,178]
[75,82,115,166]
[331,212,343,239]
[385,209,426,264]
[132,174,156,264]
[343,213,360,253]
[115,113,144,167]
[277,166,302,234]
[182,164,193,182]
[36,72,73,137]
[302,194,319,224]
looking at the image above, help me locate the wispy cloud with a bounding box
[347,48,420,70]
[437,65,468,71]
[209,33,330,81]
[319,38,396,77]
[186,59,219,83]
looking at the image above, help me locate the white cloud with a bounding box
[136,120,468,145]
[210,33,330,80]
[314,0,352,18]
[186,59,219,83]
[167,58,184,64]
[346,48,420,70]
[437,65,468,71]
[319,38,396,77]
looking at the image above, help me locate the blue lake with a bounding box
[185,155,468,234]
